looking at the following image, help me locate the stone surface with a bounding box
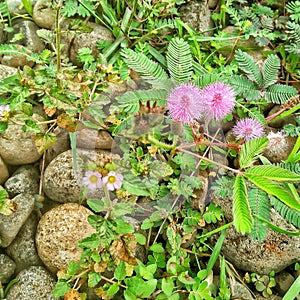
[0,254,16,284]
[0,155,9,185]
[45,126,70,167]
[69,21,114,66]
[179,1,214,36]
[35,203,95,273]
[4,165,40,197]
[0,193,35,247]
[0,113,47,165]
[6,0,37,15]
[0,65,17,81]
[268,105,296,128]
[8,20,45,53]
[6,212,43,273]
[1,44,35,68]
[274,271,295,296]
[76,128,113,150]
[33,0,56,29]
[210,195,300,274]
[5,266,57,300]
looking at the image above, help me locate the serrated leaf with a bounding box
[233,175,253,234]
[35,133,57,154]
[162,277,175,296]
[114,260,126,280]
[53,280,71,297]
[246,174,300,211]
[245,165,300,182]
[239,137,268,169]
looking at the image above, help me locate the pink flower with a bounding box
[200,82,235,121]
[82,170,103,190]
[167,83,203,125]
[102,171,123,191]
[232,118,265,141]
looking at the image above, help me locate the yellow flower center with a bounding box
[108,175,116,184]
[89,175,99,183]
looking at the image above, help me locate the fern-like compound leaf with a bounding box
[239,137,268,169]
[116,89,167,114]
[265,84,298,103]
[262,54,280,88]
[271,196,300,228]
[234,49,263,87]
[245,165,300,182]
[194,74,226,88]
[229,75,261,100]
[166,38,193,83]
[233,175,253,234]
[245,174,300,211]
[121,48,169,88]
[249,187,271,241]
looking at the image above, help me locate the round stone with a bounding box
[35,203,96,273]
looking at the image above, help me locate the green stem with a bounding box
[55,0,63,74]
[145,134,177,151]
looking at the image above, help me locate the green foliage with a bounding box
[230,50,298,103]
[233,175,253,234]
[248,188,271,242]
[166,37,193,83]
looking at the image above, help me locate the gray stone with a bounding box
[76,128,113,150]
[0,26,5,44]
[6,0,37,15]
[36,203,95,273]
[0,65,18,81]
[210,195,300,274]
[0,193,35,247]
[33,0,55,29]
[274,271,295,296]
[8,20,45,53]
[0,254,16,284]
[1,44,35,68]
[5,266,57,300]
[69,21,114,66]
[6,212,43,273]
[0,155,9,185]
[4,165,40,197]
[0,113,47,165]
[179,1,214,37]
[208,0,219,9]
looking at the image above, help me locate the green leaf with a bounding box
[0,122,8,132]
[77,234,100,248]
[262,54,280,88]
[149,243,165,253]
[245,165,300,182]
[106,283,119,297]
[115,218,134,234]
[114,260,126,281]
[88,271,101,287]
[124,277,157,298]
[233,175,253,234]
[87,198,105,213]
[178,272,196,285]
[53,280,71,297]
[66,261,80,277]
[246,174,300,211]
[135,233,146,245]
[239,137,268,169]
[161,277,175,296]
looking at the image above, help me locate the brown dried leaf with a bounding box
[44,105,56,117]
[34,133,57,154]
[0,199,17,216]
[64,289,83,300]
[57,113,78,132]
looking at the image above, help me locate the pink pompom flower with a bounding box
[82,170,103,190]
[167,83,203,125]
[102,171,123,191]
[232,118,265,141]
[200,82,236,121]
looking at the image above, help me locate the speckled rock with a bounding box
[76,128,113,149]
[0,193,35,247]
[6,0,38,15]
[5,266,57,300]
[0,65,17,81]
[33,0,56,29]
[8,20,45,53]
[69,21,114,66]
[0,254,16,284]
[0,113,47,165]
[179,1,214,36]
[210,195,300,274]
[274,271,295,296]
[0,155,9,185]
[4,165,39,197]
[1,44,35,68]
[43,149,118,203]
[6,212,43,273]
[35,203,96,273]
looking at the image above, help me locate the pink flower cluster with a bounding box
[82,170,123,191]
[167,82,236,124]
